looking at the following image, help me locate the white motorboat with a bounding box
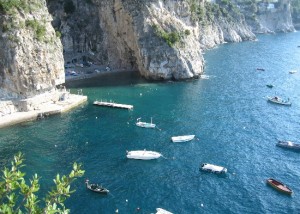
[156,208,173,214]
[200,163,227,174]
[136,117,156,128]
[126,150,161,160]
[171,135,195,143]
[267,96,291,106]
[289,70,297,74]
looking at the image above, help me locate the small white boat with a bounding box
[156,208,173,214]
[126,150,161,160]
[289,70,297,74]
[171,135,195,143]
[200,163,227,174]
[267,96,291,106]
[136,117,156,128]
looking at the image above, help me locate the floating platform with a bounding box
[93,101,133,110]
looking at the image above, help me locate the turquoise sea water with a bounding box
[1,32,300,213]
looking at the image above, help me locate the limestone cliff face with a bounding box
[199,12,256,49]
[0,0,64,99]
[0,0,296,97]
[255,10,294,33]
[49,0,205,79]
[236,0,295,33]
[96,0,205,79]
[47,0,256,80]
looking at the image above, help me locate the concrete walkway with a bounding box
[0,94,87,128]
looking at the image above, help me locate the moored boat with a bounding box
[276,140,300,151]
[266,178,292,195]
[156,208,173,214]
[85,179,109,194]
[126,150,162,160]
[171,135,195,143]
[136,117,156,128]
[267,96,291,106]
[200,163,227,174]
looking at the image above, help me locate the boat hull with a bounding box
[171,135,195,143]
[267,97,291,106]
[136,122,156,128]
[85,180,109,194]
[126,150,161,160]
[156,208,173,214]
[200,163,227,174]
[267,178,292,195]
[276,141,300,151]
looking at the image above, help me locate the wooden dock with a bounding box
[93,101,133,110]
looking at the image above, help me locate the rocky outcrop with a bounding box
[255,10,294,33]
[199,14,256,49]
[0,0,64,99]
[235,0,295,33]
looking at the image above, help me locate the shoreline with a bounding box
[0,93,87,129]
[65,67,138,83]
[0,69,136,129]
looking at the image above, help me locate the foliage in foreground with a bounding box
[0,152,84,213]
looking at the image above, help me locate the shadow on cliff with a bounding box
[64,70,147,88]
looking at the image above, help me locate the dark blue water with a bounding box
[1,32,300,213]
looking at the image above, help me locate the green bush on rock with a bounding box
[152,24,182,47]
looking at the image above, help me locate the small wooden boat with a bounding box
[266,178,292,195]
[267,96,291,106]
[136,117,156,128]
[126,150,162,160]
[85,179,109,194]
[171,135,195,143]
[276,140,300,151]
[200,163,227,174]
[266,84,274,88]
[256,68,265,71]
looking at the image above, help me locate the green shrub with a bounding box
[152,24,181,47]
[0,153,84,213]
[55,30,62,38]
[36,24,46,41]
[0,0,27,14]
[184,29,191,36]
[165,32,180,46]
[25,19,46,41]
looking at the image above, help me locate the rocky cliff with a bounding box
[235,0,294,33]
[47,0,258,80]
[0,0,64,100]
[0,0,296,101]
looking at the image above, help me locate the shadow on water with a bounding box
[64,70,198,89]
[65,71,147,88]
